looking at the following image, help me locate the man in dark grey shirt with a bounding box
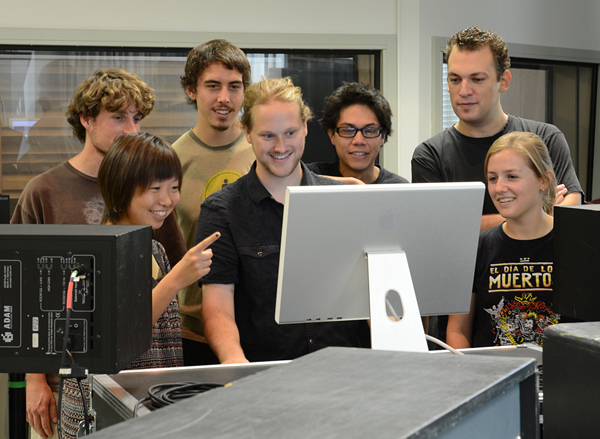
[412,26,582,230]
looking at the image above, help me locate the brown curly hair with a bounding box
[66,69,155,143]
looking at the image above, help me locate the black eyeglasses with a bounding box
[335,125,383,138]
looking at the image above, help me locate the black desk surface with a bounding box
[92,347,536,439]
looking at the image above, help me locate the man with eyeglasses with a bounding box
[307,82,408,185]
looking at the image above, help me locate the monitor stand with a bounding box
[366,252,428,352]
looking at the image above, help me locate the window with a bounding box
[507,58,597,195]
[442,57,598,199]
[0,46,379,204]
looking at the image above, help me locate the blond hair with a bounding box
[485,132,557,215]
[241,77,312,132]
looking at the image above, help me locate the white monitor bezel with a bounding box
[275,182,485,325]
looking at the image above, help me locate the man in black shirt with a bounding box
[195,77,369,364]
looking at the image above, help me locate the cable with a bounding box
[133,396,152,418]
[74,264,88,278]
[56,272,77,439]
[149,382,223,408]
[57,267,91,438]
[77,378,90,435]
[385,298,464,355]
[385,297,401,322]
[57,377,64,439]
[425,334,465,355]
[66,350,75,365]
[59,279,75,369]
[133,382,223,417]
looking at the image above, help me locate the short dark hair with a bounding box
[320,82,392,143]
[180,39,251,109]
[66,69,155,143]
[445,26,511,81]
[98,132,182,225]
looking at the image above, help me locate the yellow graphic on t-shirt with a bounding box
[488,262,552,292]
[203,170,244,201]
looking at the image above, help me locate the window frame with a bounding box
[0,28,398,171]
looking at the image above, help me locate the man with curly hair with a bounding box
[12,68,186,439]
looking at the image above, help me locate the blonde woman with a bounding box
[447,131,560,349]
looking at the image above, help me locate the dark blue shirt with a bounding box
[195,161,370,362]
[307,161,409,184]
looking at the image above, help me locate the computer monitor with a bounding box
[553,204,600,322]
[275,182,485,352]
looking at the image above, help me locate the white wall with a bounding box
[1,0,397,34]
[0,0,599,179]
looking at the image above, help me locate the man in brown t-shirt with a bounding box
[12,68,186,439]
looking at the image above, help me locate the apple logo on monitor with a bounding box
[379,210,394,230]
